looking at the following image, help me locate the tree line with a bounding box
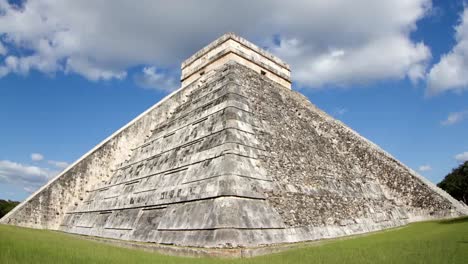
[0,199,20,218]
[438,161,468,205]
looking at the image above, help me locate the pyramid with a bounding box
[2,33,466,249]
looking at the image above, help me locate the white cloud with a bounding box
[427,7,468,95]
[0,0,432,88]
[134,66,178,91]
[441,110,468,126]
[272,34,430,88]
[418,164,432,172]
[0,66,7,77]
[0,160,56,191]
[47,160,69,169]
[455,152,468,163]
[31,153,44,161]
[23,186,36,194]
[65,57,127,81]
[0,41,6,55]
[332,107,348,116]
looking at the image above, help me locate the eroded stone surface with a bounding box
[181,33,291,89]
[1,46,466,249]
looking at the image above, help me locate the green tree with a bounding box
[438,161,468,204]
[0,199,20,218]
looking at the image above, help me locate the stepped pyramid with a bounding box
[2,33,467,249]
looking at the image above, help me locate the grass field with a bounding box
[1,217,467,264]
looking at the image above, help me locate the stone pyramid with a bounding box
[2,33,466,249]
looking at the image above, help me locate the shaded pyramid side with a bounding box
[232,62,467,228]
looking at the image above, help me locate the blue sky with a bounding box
[0,0,467,201]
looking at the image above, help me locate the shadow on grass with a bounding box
[438,216,468,225]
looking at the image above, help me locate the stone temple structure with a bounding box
[2,33,467,250]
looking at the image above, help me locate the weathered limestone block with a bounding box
[2,33,466,249]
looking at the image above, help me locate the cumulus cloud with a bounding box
[271,34,430,88]
[418,164,432,172]
[427,7,468,95]
[23,186,37,194]
[0,0,432,88]
[441,110,468,126]
[455,152,468,163]
[0,41,6,55]
[332,107,348,117]
[0,66,7,77]
[65,57,127,81]
[47,160,69,169]
[31,153,44,161]
[0,160,56,192]
[134,66,179,91]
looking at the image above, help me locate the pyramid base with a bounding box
[62,214,457,258]
[55,211,463,258]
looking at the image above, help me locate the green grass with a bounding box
[1,218,467,264]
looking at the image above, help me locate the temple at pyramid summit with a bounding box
[2,33,467,250]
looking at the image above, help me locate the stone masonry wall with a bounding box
[232,63,465,228]
[57,65,285,248]
[2,61,466,248]
[0,75,203,229]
